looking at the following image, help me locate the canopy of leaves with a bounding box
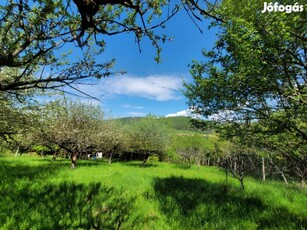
[126,115,172,156]
[184,0,307,177]
[32,100,106,155]
[185,0,306,138]
[0,0,222,96]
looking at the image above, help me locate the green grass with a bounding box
[0,155,306,229]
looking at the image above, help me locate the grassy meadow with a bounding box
[0,155,306,229]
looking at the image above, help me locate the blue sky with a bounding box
[71,10,218,118]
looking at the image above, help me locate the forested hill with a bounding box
[117,116,211,132]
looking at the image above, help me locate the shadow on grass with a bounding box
[172,163,193,170]
[0,182,135,229]
[0,160,135,229]
[153,176,307,229]
[0,159,67,182]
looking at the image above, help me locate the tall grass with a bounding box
[0,155,306,229]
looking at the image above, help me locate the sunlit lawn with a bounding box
[0,155,306,229]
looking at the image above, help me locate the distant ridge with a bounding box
[117,116,203,132]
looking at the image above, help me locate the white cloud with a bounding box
[166,109,201,119]
[121,104,144,109]
[167,109,237,121]
[166,110,190,117]
[100,75,183,101]
[65,74,184,102]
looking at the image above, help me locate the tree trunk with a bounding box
[71,154,77,169]
[293,167,306,186]
[281,172,288,184]
[268,157,288,184]
[109,146,117,164]
[52,151,58,161]
[197,160,201,171]
[240,159,245,190]
[14,146,19,157]
[142,153,149,167]
[108,152,113,164]
[239,177,245,190]
[262,157,266,181]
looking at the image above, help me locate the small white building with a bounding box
[97,152,103,158]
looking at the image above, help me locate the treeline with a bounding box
[1,100,175,168]
[168,130,306,189]
[1,98,306,188]
[117,116,213,133]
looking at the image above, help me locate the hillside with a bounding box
[117,116,212,133]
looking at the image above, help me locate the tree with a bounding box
[33,100,106,168]
[127,115,172,166]
[220,144,258,190]
[0,0,223,97]
[0,0,225,148]
[0,1,116,97]
[184,0,307,182]
[97,120,129,164]
[0,80,38,152]
[173,134,206,168]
